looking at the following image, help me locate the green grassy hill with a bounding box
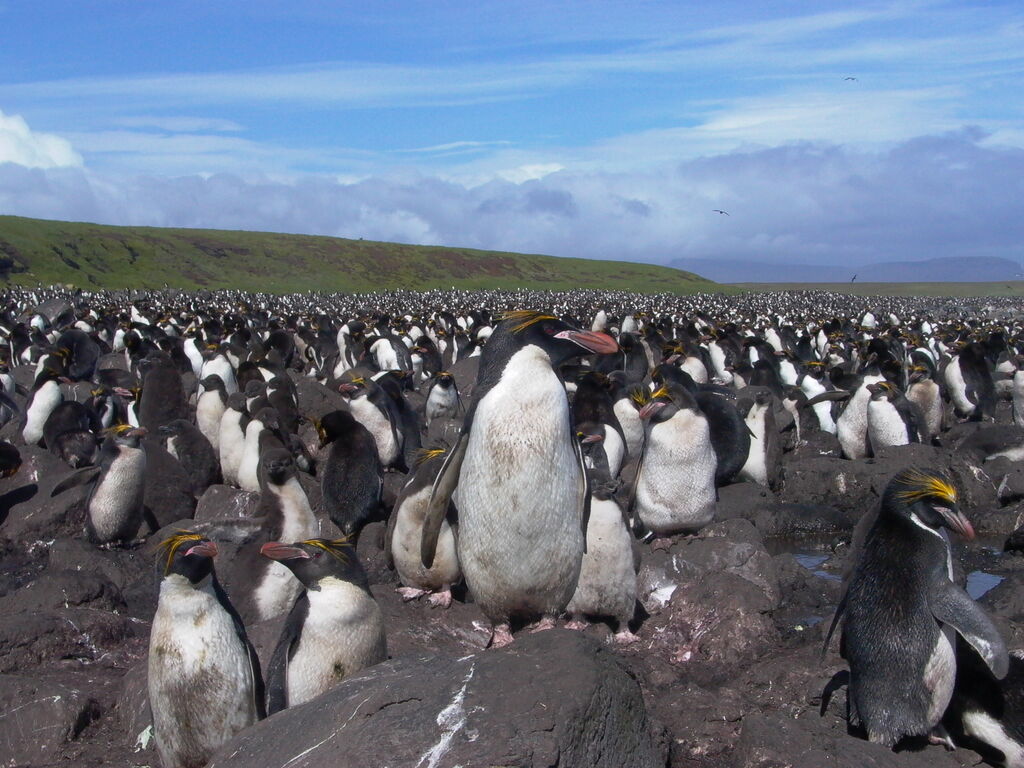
[0,215,720,294]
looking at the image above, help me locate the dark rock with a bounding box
[291,373,349,423]
[194,485,258,522]
[715,482,775,527]
[0,607,135,672]
[993,463,1024,505]
[117,659,154,755]
[0,446,85,540]
[0,673,101,766]
[789,429,843,458]
[208,629,665,768]
[758,502,856,537]
[0,568,124,613]
[356,520,393,586]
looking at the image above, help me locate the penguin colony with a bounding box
[1,285,1024,766]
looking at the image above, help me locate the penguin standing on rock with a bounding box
[423,371,461,426]
[423,311,618,648]
[823,469,1008,748]
[387,445,460,608]
[148,532,264,768]
[866,381,927,452]
[159,419,221,496]
[631,382,717,536]
[51,424,152,545]
[262,538,387,714]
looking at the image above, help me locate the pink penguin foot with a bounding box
[426,588,453,609]
[490,623,515,648]
[397,586,428,602]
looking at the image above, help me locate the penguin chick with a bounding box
[51,424,150,545]
[866,381,927,453]
[386,445,460,608]
[824,469,1008,748]
[158,419,221,496]
[262,538,387,714]
[423,371,461,426]
[148,532,265,768]
[565,423,638,644]
[631,382,717,536]
[317,410,382,539]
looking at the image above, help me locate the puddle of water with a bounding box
[966,570,1004,600]
[794,553,829,570]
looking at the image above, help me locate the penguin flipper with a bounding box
[571,430,590,550]
[422,432,468,569]
[267,592,308,715]
[805,390,851,407]
[50,466,101,497]
[0,390,19,416]
[383,499,397,570]
[930,579,1009,679]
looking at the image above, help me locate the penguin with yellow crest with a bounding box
[824,469,1008,749]
[148,531,264,768]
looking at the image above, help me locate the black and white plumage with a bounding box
[824,470,1008,747]
[263,538,387,714]
[148,532,264,768]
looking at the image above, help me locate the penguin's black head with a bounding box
[157,419,191,438]
[260,447,295,484]
[885,469,974,540]
[908,365,931,384]
[199,373,225,391]
[497,311,618,365]
[338,376,367,398]
[435,372,454,388]
[259,538,367,590]
[157,531,218,583]
[638,382,698,424]
[316,409,358,446]
[867,381,898,401]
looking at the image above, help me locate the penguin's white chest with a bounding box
[456,345,584,621]
[349,397,398,466]
[286,578,387,707]
[800,376,836,434]
[24,381,62,444]
[566,496,635,624]
[908,380,942,435]
[237,421,265,492]
[149,577,257,768]
[868,399,909,450]
[739,404,768,486]
[636,409,717,535]
[89,447,146,542]
[614,399,644,457]
[944,359,974,415]
[253,478,319,621]
[838,378,883,459]
[196,392,225,450]
[393,485,460,589]
[218,413,246,485]
[426,384,458,424]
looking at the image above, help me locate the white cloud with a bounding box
[0,109,81,169]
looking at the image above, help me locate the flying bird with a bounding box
[712,209,730,216]
[844,76,858,81]
[851,274,858,283]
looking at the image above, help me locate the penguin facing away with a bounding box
[148,532,264,768]
[262,538,387,714]
[824,469,1008,748]
[386,445,461,608]
[422,310,618,647]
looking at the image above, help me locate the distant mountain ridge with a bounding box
[665,256,1023,283]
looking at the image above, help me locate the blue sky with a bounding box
[1,1,1022,271]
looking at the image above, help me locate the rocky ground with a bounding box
[2,376,1024,768]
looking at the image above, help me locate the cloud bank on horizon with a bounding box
[1,1,1022,271]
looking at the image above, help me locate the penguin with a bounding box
[386,445,460,608]
[158,419,221,496]
[823,469,1008,748]
[572,371,627,478]
[340,376,405,470]
[195,373,228,452]
[422,310,617,647]
[42,400,100,467]
[738,389,780,489]
[234,448,321,624]
[945,342,996,422]
[631,381,717,536]
[22,367,63,446]
[148,531,264,768]
[218,392,248,488]
[262,538,387,714]
[866,381,927,453]
[316,410,382,539]
[829,369,887,460]
[237,407,279,493]
[608,371,646,459]
[423,371,461,426]
[564,422,637,644]
[50,425,151,545]
[137,354,188,432]
[908,365,943,439]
